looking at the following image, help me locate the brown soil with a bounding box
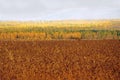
[0,40,120,80]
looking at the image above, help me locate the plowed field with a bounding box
[0,40,120,80]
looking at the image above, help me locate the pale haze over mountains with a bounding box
[0,0,120,21]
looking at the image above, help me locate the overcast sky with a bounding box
[0,0,120,21]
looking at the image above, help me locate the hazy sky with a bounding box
[0,0,120,21]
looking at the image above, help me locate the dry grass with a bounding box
[0,40,120,80]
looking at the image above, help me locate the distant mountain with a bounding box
[40,8,120,20]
